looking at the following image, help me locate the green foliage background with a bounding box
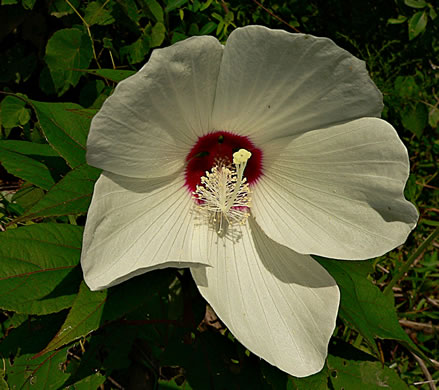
[0,0,438,389]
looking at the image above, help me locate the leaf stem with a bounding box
[64,0,101,69]
[383,227,439,295]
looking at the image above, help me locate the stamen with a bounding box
[193,149,252,236]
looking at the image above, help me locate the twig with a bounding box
[399,319,439,334]
[107,376,125,390]
[64,0,101,69]
[252,0,301,33]
[383,227,439,295]
[412,353,437,390]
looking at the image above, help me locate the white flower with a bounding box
[81,25,418,377]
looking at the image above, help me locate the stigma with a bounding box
[193,149,252,236]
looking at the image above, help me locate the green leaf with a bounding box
[151,22,166,47]
[200,0,213,11]
[388,15,408,24]
[394,75,419,98]
[146,0,164,22]
[0,223,83,314]
[327,354,410,389]
[401,103,428,137]
[404,0,427,8]
[0,140,59,157]
[30,100,92,168]
[80,68,136,82]
[408,11,428,39]
[315,257,423,358]
[16,164,101,222]
[0,147,56,190]
[38,270,174,355]
[288,366,329,389]
[428,106,439,128]
[22,0,37,9]
[120,33,151,64]
[49,0,79,17]
[12,185,46,212]
[199,21,217,35]
[7,342,71,388]
[0,95,30,128]
[68,373,106,389]
[1,313,71,390]
[45,28,93,96]
[165,0,188,12]
[84,1,115,26]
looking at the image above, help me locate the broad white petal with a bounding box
[81,171,211,290]
[212,25,382,144]
[192,217,339,378]
[87,36,224,178]
[253,117,419,260]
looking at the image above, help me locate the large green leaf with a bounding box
[45,28,93,95]
[316,257,422,357]
[30,100,93,168]
[16,164,101,222]
[0,146,55,190]
[37,271,174,355]
[0,223,83,314]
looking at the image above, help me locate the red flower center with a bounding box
[184,131,263,192]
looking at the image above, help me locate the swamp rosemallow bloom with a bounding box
[81,25,418,377]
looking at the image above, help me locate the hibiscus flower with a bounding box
[81,25,418,377]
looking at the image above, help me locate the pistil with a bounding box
[194,149,252,236]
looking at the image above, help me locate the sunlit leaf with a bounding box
[404,0,427,8]
[30,100,92,168]
[315,257,423,358]
[408,11,428,39]
[16,164,101,222]
[328,353,410,389]
[0,95,30,128]
[387,15,408,24]
[151,22,166,47]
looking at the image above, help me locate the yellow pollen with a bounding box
[193,148,252,236]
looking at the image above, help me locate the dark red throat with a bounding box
[184,131,263,192]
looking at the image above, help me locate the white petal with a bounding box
[253,117,419,260]
[212,25,382,144]
[87,36,224,178]
[192,217,339,378]
[81,171,212,290]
